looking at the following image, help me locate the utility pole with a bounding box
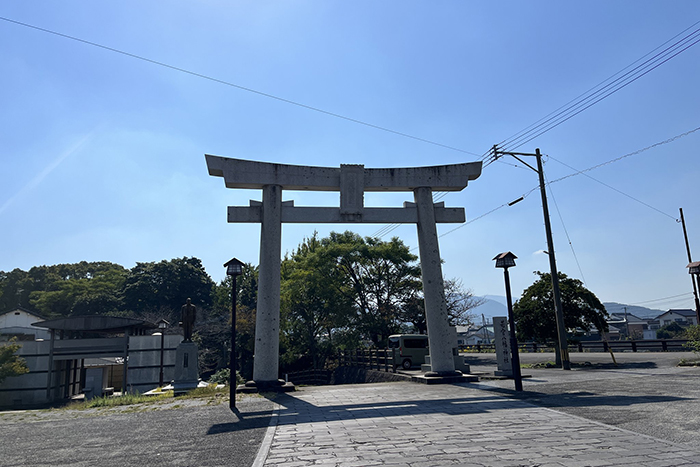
[680,208,700,325]
[493,146,571,370]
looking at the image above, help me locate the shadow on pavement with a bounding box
[206,404,273,435]
[474,384,691,408]
[209,381,689,433]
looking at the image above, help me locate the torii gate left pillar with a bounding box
[206,155,482,387]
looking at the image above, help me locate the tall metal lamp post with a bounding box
[224,257,244,410]
[687,261,700,325]
[493,252,523,391]
[156,319,169,387]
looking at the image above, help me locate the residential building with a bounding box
[656,309,698,327]
[0,307,50,341]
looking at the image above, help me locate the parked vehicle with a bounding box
[388,334,429,369]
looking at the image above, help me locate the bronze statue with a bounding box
[180,298,197,342]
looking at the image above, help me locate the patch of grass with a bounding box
[678,358,700,367]
[83,391,174,408]
[186,384,227,398]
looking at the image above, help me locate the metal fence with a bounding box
[459,339,690,353]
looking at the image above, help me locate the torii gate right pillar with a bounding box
[415,187,458,375]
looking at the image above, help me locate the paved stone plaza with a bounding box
[257,382,700,467]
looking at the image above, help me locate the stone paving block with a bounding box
[259,382,700,467]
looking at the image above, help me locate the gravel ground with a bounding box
[0,394,274,467]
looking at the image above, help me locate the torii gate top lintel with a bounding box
[205,154,482,192]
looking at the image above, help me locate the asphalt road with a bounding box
[464,351,700,446]
[0,395,274,467]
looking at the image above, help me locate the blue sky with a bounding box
[2,2,699,310]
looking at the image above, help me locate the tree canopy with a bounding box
[514,271,609,344]
[0,339,29,384]
[0,233,482,377]
[277,231,479,370]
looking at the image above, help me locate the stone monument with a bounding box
[206,156,482,387]
[173,298,199,394]
[493,316,512,376]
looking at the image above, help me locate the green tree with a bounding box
[281,234,355,370]
[121,257,214,315]
[0,338,29,384]
[657,321,685,339]
[28,262,127,317]
[401,278,481,334]
[210,263,259,380]
[322,231,423,346]
[514,271,609,361]
[0,268,32,312]
[683,324,700,353]
[2,263,126,314]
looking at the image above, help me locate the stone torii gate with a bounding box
[206,155,482,387]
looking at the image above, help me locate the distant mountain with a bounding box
[470,298,666,324]
[603,302,665,319]
[471,296,508,324]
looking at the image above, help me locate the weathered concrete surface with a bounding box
[228,203,467,224]
[206,155,482,192]
[414,187,455,375]
[253,184,283,383]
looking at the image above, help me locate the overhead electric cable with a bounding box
[548,125,700,186]
[544,172,587,285]
[430,128,695,242]
[547,155,679,221]
[629,292,694,305]
[491,21,700,155]
[0,16,481,157]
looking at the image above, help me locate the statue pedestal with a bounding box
[173,342,199,395]
[236,379,295,394]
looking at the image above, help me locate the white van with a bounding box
[388,334,429,370]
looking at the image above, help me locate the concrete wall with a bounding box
[126,334,182,394]
[0,334,183,407]
[0,340,52,407]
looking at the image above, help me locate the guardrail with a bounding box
[459,339,690,353]
[285,369,332,386]
[338,348,397,373]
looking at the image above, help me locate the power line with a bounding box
[629,292,694,306]
[0,16,482,158]
[545,173,587,285]
[488,21,700,157]
[548,125,700,185]
[433,127,696,240]
[547,154,679,221]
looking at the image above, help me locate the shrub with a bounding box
[0,338,29,384]
[208,367,245,386]
[683,325,700,353]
